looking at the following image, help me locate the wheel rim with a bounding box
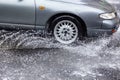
[54,20,78,44]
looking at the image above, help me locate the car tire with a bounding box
[50,15,83,44]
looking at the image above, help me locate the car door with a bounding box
[0,0,35,25]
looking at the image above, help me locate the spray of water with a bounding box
[0,28,120,80]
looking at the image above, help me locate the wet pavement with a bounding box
[0,30,120,80]
[0,1,120,80]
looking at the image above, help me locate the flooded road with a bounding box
[0,28,120,80]
[0,1,120,80]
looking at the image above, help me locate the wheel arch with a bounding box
[46,13,87,36]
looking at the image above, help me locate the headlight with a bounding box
[100,12,116,19]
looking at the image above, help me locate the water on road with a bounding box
[0,28,120,80]
[0,1,120,79]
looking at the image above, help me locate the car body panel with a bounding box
[0,0,119,37]
[0,0,35,25]
[36,0,101,29]
[35,0,117,29]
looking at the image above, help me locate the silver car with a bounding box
[0,0,119,44]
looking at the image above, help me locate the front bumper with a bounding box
[87,24,119,37]
[87,16,120,37]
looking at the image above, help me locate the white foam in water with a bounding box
[0,2,119,79]
[0,30,63,49]
[0,30,120,80]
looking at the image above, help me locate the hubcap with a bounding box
[54,20,78,44]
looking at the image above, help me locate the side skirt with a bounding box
[0,23,35,30]
[0,23,48,36]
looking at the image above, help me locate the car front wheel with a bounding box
[51,15,83,44]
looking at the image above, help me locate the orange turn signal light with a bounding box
[39,6,45,10]
[112,29,116,33]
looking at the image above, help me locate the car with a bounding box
[0,0,119,44]
[106,0,120,17]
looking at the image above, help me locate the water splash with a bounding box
[0,30,64,49]
[0,29,120,80]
